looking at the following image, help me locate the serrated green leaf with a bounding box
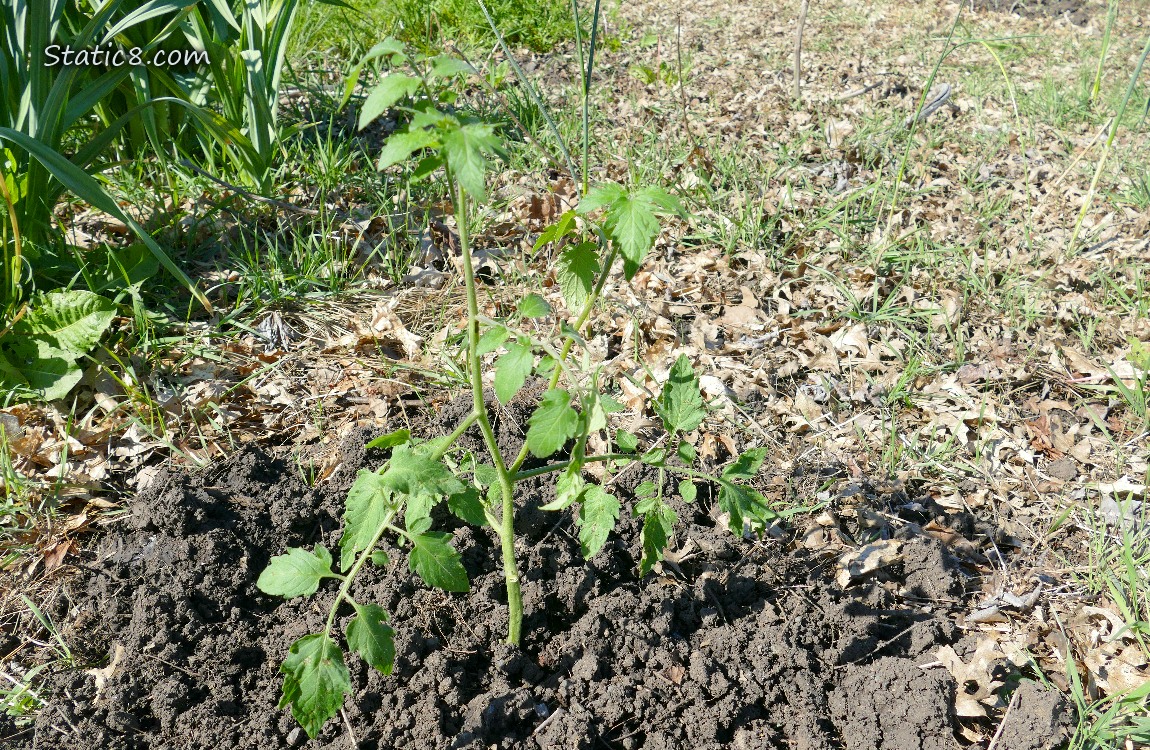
[716,480,776,535]
[533,210,577,251]
[655,355,706,434]
[635,480,657,499]
[412,153,445,180]
[584,391,609,433]
[636,185,686,216]
[616,429,639,453]
[678,479,697,503]
[604,193,661,279]
[365,428,411,451]
[359,74,421,128]
[476,325,510,355]
[722,448,767,481]
[404,492,435,535]
[576,182,626,214]
[677,441,697,463]
[577,485,619,559]
[555,242,599,311]
[376,128,438,170]
[494,342,533,403]
[447,485,487,527]
[409,532,469,592]
[473,463,498,487]
[257,545,337,600]
[518,293,551,318]
[347,604,395,676]
[441,122,505,200]
[541,470,584,511]
[641,447,666,466]
[429,55,473,78]
[380,445,464,498]
[639,502,678,575]
[340,470,395,572]
[15,290,116,354]
[526,389,579,458]
[279,634,351,739]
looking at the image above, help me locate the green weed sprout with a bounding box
[256,40,776,739]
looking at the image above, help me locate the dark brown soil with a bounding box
[0,403,1069,750]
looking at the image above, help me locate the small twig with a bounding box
[532,707,566,736]
[986,688,1021,750]
[340,708,359,748]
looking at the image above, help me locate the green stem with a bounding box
[507,245,619,475]
[455,177,523,645]
[430,410,481,462]
[323,509,395,638]
[513,452,633,481]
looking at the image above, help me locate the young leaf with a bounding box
[494,342,533,403]
[526,389,579,458]
[635,480,657,499]
[365,428,411,451]
[533,210,577,251]
[370,550,390,566]
[678,479,697,503]
[616,429,639,453]
[576,182,626,214]
[476,325,510,355]
[518,293,551,318]
[429,55,473,79]
[577,485,619,559]
[359,74,421,129]
[441,122,505,200]
[604,192,661,279]
[676,441,697,463]
[340,470,395,572]
[279,634,352,739]
[447,485,488,527]
[555,242,599,311]
[541,469,585,511]
[376,128,438,171]
[409,531,469,592]
[404,492,436,535]
[716,481,776,536]
[655,355,706,434]
[722,448,767,481]
[639,502,678,576]
[640,448,666,466]
[258,545,337,599]
[347,604,395,676]
[380,445,464,499]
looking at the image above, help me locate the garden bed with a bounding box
[6,405,1071,750]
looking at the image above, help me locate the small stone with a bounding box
[286,727,305,746]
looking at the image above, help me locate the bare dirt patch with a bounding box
[2,403,1041,750]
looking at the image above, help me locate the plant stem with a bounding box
[793,0,810,103]
[430,410,481,462]
[513,452,633,480]
[507,245,619,475]
[455,177,523,644]
[323,510,395,638]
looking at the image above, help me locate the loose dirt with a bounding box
[2,403,1070,750]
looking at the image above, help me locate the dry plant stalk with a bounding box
[794,0,811,102]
